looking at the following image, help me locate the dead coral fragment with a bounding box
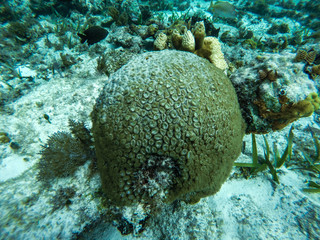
[133,155,177,203]
[50,186,76,212]
[255,93,320,131]
[7,21,32,43]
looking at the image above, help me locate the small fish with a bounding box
[208,1,237,19]
[77,26,108,45]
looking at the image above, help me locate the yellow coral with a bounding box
[181,30,195,52]
[154,32,168,50]
[171,29,182,50]
[193,21,205,50]
[254,93,320,131]
[301,92,320,114]
[147,24,158,37]
[153,22,228,71]
[195,37,228,70]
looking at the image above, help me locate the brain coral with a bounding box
[91,50,246,206]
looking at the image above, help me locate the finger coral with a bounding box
[171,29,182,49]
[91,50,246,206]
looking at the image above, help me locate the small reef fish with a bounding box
[207,1,237,19]
[77,26,108,45]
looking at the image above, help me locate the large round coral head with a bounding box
[91,50,246,206]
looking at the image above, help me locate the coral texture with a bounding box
[254,93,320,130]
[230,52,319,133]
[171,29,183,50]
[181,30,195,52]
[153,21,228,70]
[193,21,205,50]
[294,49,308,62]
[37,120,94,182]
[37,132,89,181]
[120,0,141,23]
[154,32,168,50]
[312,64,320,75]
[195,37,228,71]
[91,50,246,206]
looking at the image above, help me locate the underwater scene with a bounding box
[0,0,320,239]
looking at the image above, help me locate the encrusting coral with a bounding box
[91,50,246,206]
[153,21,228,71]
[230,52,319,134]
[254,92,320,131]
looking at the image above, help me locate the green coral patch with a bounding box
[91,50,246,206]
